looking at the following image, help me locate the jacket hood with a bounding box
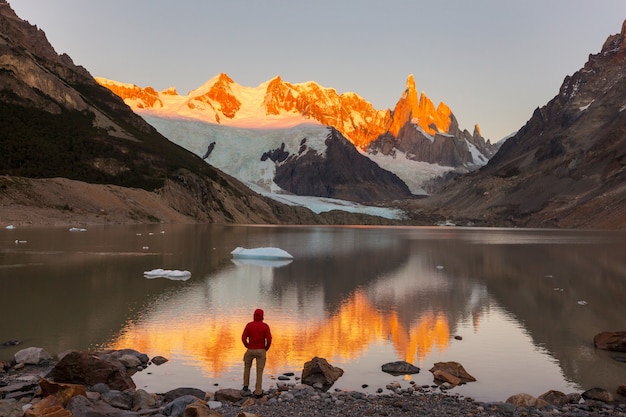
[253,308,264,321]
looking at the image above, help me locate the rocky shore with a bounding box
[2,347,626,417]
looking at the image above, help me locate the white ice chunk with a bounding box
[231,246,294,260]
[144,269,192,281]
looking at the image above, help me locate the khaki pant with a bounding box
[243,349,266,395]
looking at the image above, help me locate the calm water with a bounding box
[1,224,625,402]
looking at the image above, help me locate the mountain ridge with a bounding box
[97,72,498,170]
[417,20,626,229]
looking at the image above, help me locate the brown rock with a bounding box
[432,370,462,386]
[582,387,614,403]
[617,384,626,397]
[538,390,569,407]
[506,393,548,409]
[301,357,344,390]
[24,395,72,417]
[183,402,221,417]
[38,378,86,407]
[428,361,476,383]
[237,413,260,417]
[241,398,255,407]
[151,355,169,365]
[594,331,626,352]
[48,351,135,391]
[214,388,243,403]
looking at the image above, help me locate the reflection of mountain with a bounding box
[108,231,494,378]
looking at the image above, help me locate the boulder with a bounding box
[24,395,72,417]
[183,402,222,417]
[164,387,207,402]
[14,347,51,365]
[432,370,462,386]
[214,388,243,402]
[538,390,569,407]
[66,394,127,417]
[48,351,136,391]
[38,378,86,406]
[594,331,626,352]
[116,353,142,369]
[101,390,133,410]
[617,384,626,397]
[132,389,157,411]
[301,357,344,391]
[582,387,614,403]
[428,361,476,383]
[0,399,25,417]
[163,395,204,417]
[505,393,548,409]
[381,361,420,375]
[152,355,169,365]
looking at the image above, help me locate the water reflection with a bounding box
[1,225,625,401]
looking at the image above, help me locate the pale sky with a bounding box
[8,0,626,141]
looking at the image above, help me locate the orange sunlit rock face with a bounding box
[110,290,450,377]
[95,73,457,152]
[386,75,452,137]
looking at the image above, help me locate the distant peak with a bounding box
[406,74,417,91]
[217,72,234,84]
[161,86,178,96]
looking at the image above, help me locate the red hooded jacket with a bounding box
[242,309,272,350]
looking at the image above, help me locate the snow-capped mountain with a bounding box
[97,73,498,197]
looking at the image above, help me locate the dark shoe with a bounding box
[240,386,251,396]
[254,392,264,398]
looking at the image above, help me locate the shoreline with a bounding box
[2,348,625,417]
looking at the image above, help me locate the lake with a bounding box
[1,224,625,402]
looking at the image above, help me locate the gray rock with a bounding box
[90,382,111,394]
[162,395,200,417]
[67,394,137,417]
[14,347,51,365]
[151,355,169,365]
[381,360,420,375]
[132,389,157,411]
[163,387,206,402]
[117,354,142,369]
[102,390,133,410]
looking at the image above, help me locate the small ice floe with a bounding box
[142,246,149,250]
[148,232,154,236]
[436,265,445,270]
[231,247,294,260]
[14,240,27,244]
[5,225,16,229]
[577,300,588,305]
[545,274,554,278]
[69,227,87,232]
[553,287,564,292]
[136,233,142,236]
[143,269,191,281]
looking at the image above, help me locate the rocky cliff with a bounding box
[419,20,626,229]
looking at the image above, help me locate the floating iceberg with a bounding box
[69,227,87,232]
[5,225,16,229]
[230,246,294,260]
[144,269,192,281]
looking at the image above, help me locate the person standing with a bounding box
[241,308,272,398]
